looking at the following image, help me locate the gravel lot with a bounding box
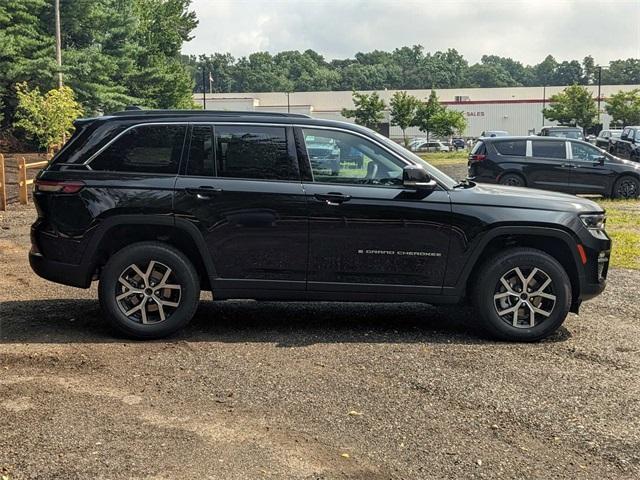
[2,202,640,480]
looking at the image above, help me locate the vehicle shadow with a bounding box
[0,299,572,346]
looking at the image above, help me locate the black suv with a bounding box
[468,136,640,198]
[30,110,611,341]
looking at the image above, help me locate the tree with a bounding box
[605,89,640,126]
[341,91,385,129]
[0,0,55,128]
[543,85,597,131]
[389,91,419,146]
[431,109,468,138]
[13,83,83,150]
[411,90,443,140]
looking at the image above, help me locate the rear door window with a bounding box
[186,125,215,176]
[494,140,526,156]
[531,140,566,159]
[215,125,298,180]
[90,124,186,173]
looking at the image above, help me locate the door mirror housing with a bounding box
[403,165,437,190]
[596,155,606,165]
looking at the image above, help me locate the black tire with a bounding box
[472,248,571,342]
[613,175,640,199]
[98,241,200,339]
[499,173,526,187]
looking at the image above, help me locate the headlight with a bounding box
[580,213,606,231]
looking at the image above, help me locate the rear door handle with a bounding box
[561,163,576,168]
[314,192,351,206]
[185,186,223,197]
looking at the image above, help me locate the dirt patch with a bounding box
[1,205,639,479]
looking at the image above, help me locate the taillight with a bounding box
[469,154,486,162]
[35,179,85,193]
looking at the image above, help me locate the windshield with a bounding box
[370,130,458,188]
[611,131,622,138]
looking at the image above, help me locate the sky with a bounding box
[182,0,640,65]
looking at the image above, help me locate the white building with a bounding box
[194,85,640,139]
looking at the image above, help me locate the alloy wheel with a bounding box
[616,179,638,198]
[493,266,556,328]
[115,260,182,324]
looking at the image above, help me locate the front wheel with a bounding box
[472,248,571,341]
[613,175,640,199]
[99,241,200,339]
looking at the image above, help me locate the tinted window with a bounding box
[216,126,297,180]
[91,124,186,173]
[628,129,636,140]
[572,142,602,162]
[470,141,485,155]
[494,140,526,156]
[532,141,566,159]
[187,125,215,176]
[303,128,404,186]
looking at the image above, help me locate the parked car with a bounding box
[480,130,509,138]
[452,138,466,150]
[539,126,584,140]
[30,109,610,342]
[595,129,622,150]
[467,136,640,198]
[411,140,450,152]
[305,137,341,175]
[609,126,640,161]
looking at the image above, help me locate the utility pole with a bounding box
[542,85,546,126]
[597,66,602,123]
[202,68,206,109]
[54,0,63,87]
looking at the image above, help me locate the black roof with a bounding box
[480,135,588,143]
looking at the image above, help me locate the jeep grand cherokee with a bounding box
[30,110,611,341]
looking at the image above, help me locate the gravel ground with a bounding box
[1,204,640,480]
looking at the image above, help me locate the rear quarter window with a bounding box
[494,140,526,156]
[470,141,485,155]
[89,124,187,174]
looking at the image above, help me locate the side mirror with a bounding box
[403,165,437,191]
[596,156,606,165]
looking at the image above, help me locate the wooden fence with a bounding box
[18,156,50,205]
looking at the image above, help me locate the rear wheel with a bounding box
[613,175,640,199]
[499,173,526,187]
[99,241,200,339]
[472,248,571,341]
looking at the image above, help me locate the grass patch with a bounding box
[596,199,640,269]
[418,151,468,166]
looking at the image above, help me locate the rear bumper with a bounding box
[29,252,92,288]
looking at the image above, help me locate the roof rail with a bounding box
[109,109,311,118]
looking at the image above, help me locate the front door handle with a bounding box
[561,163,576,168]
[314,192,351,206]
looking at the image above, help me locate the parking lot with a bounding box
[1,199,640,479]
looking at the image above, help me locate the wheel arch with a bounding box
[83,215,216,290]
[459,227,582,309]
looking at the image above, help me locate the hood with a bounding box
[609,155,640,171]
[452,183,603,214]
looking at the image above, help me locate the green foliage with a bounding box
[543,85,597,130]
[0,0,198,130]
[431,109,467,138]
[411,90,444,138]
[341,91,385,130]
[411,90,467,139]
[14,83,83,150]
[605,89,640,126]
[189,46,639,94]
[389,91,419,146]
